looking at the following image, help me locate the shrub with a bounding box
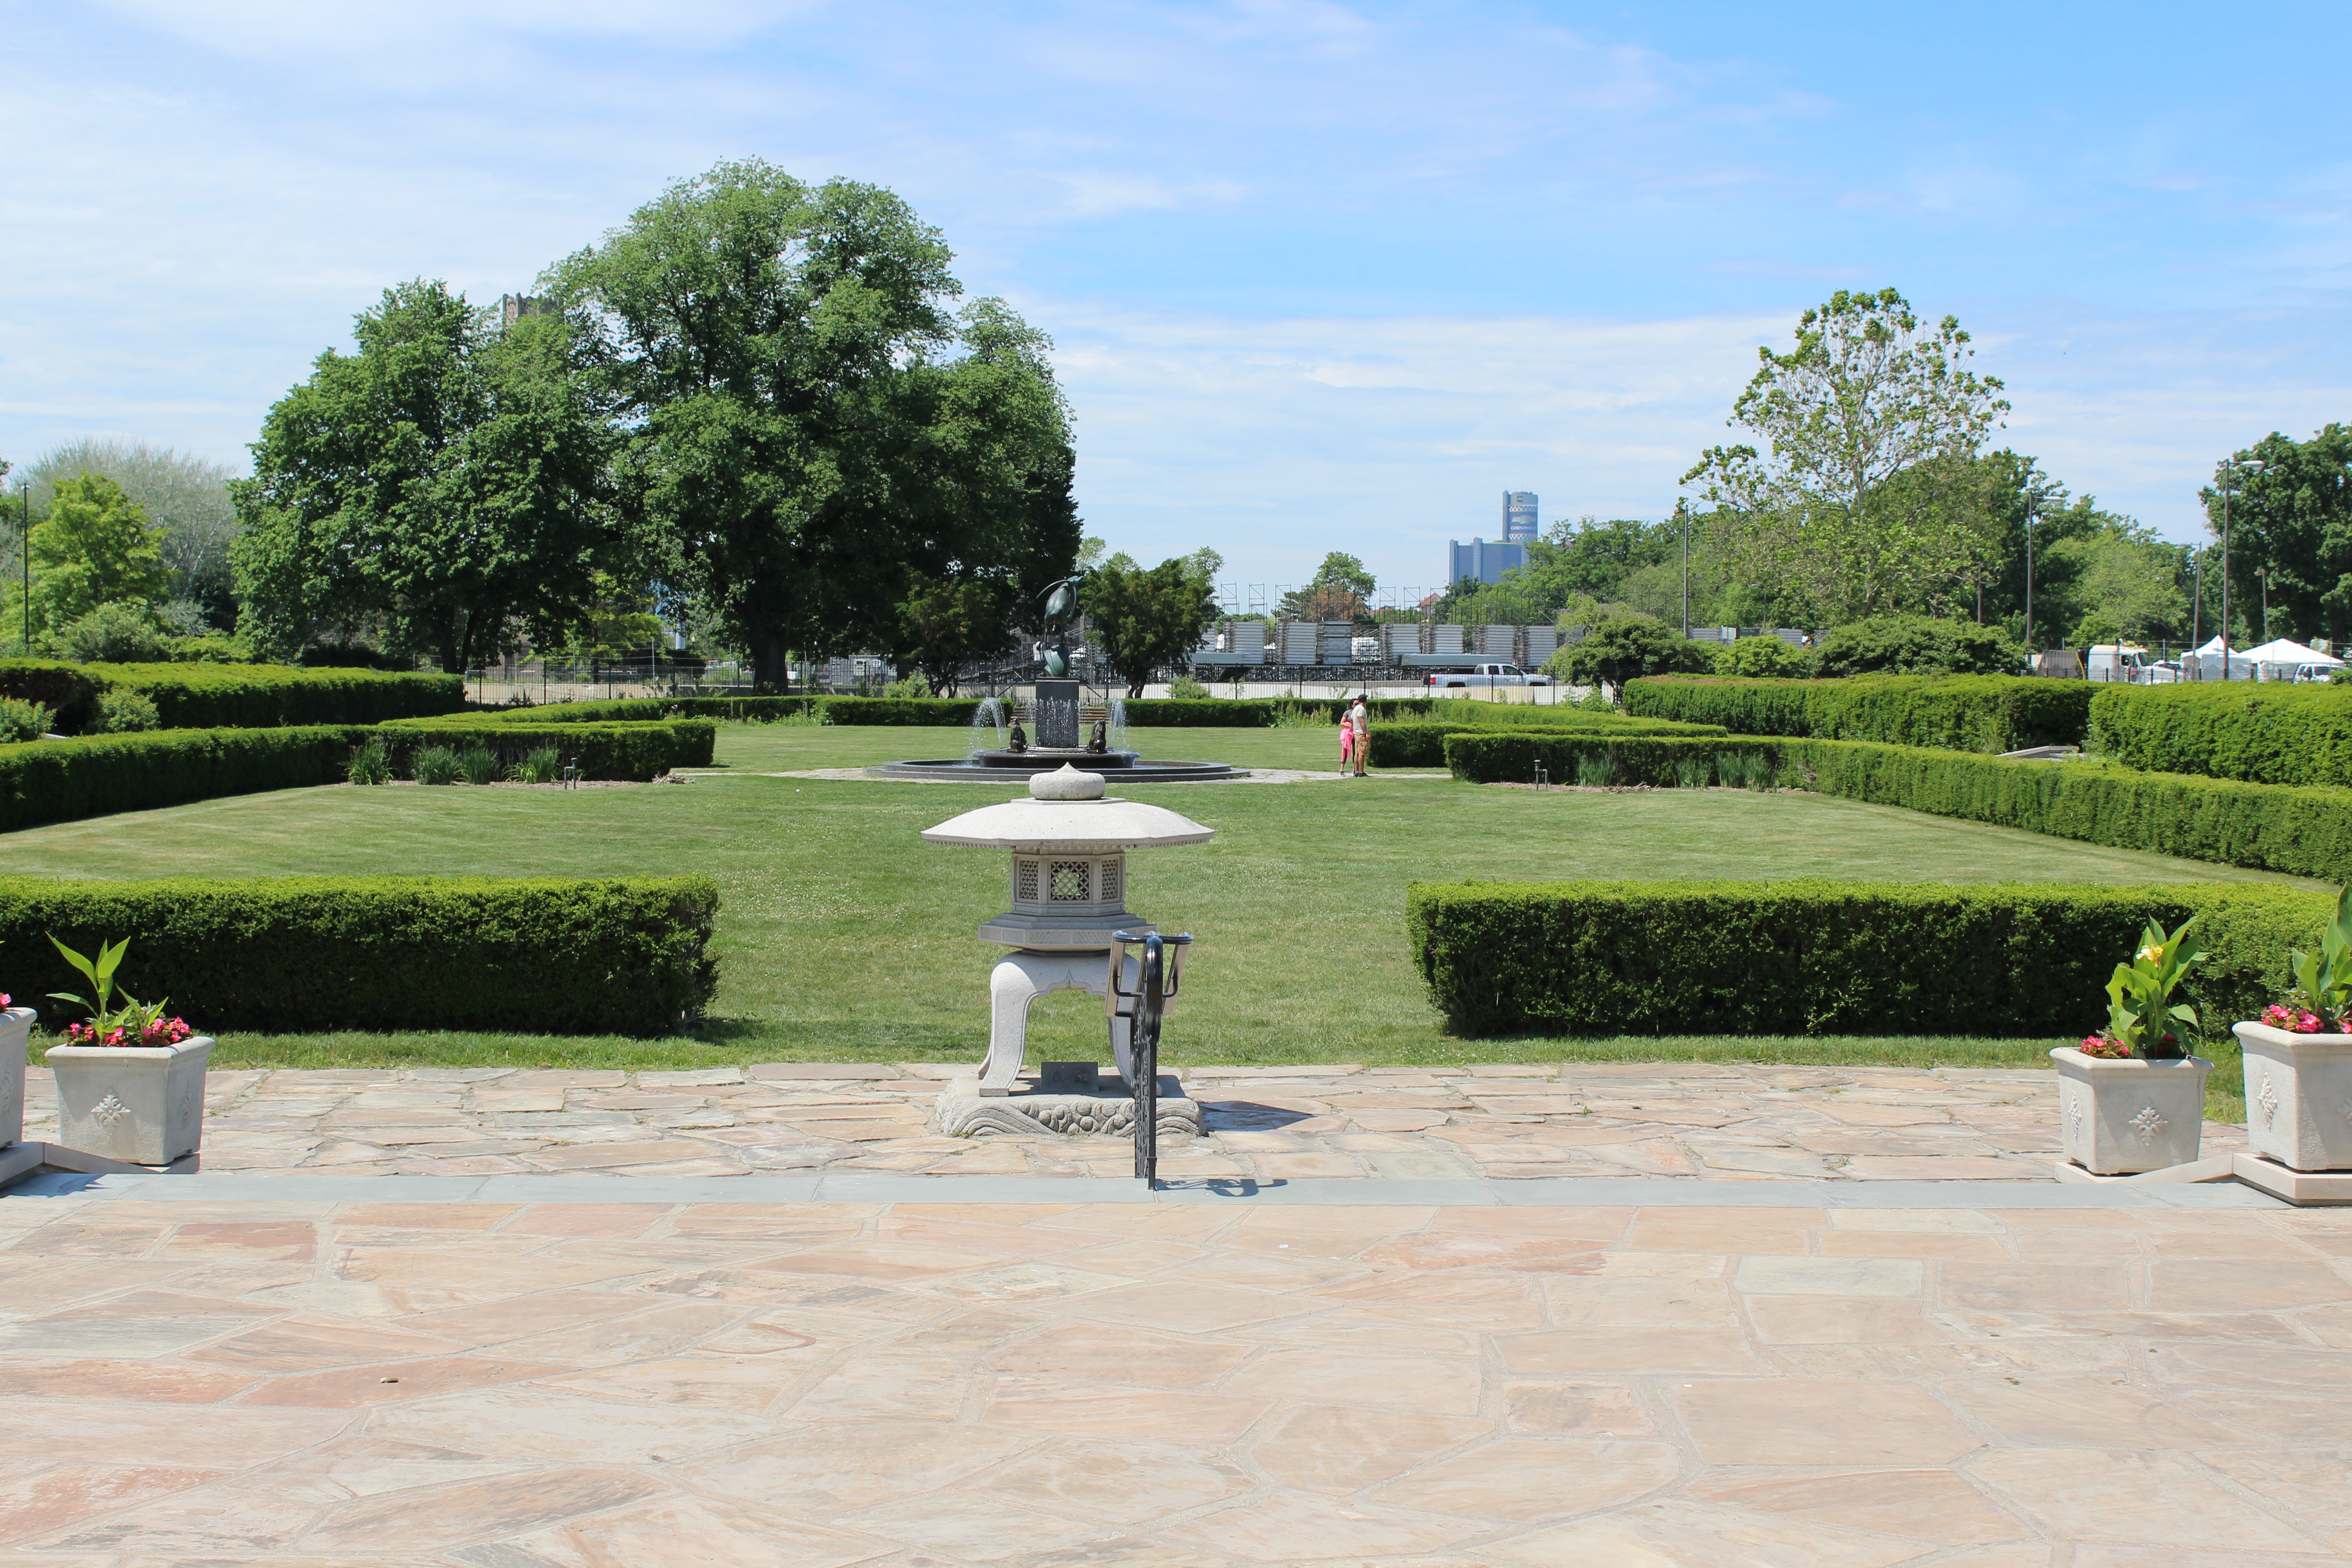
[347,739,392,784]
[1166,675,1212,701]
[88,689,162,734]
[1367,715,1727,769]
[508,746,563,784]
[52,602,175,664]
[1712,637,1813,678]
[1546,611,1715,691]
[0,875,719,1035]
[412,745,461,785]
[430,696,822,725]
[881,673,932,699]
[0,662,99,730]
[2088,684,2352,787]
[1446,732,1794,787]
[1813,614,2023,678]
[1407,878,2332,1039]
[1624,674,2091,753]
[377,720,713,780]
[0,698,53,744]
[168,633,255,664]
[818,697,988,726]
[0,726,362,833]
[78,663,467,730]
[456,745,499,785]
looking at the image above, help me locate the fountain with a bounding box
[872,581,1246,783]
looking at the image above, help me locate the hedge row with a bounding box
[1407,878,2329,1039]
[459,696,822,725]
[1623,674,2092,753]
[1444,730,2352,884]
[0,726,361,833]
[0,661,470,733]
[377,720,716,779]
[2089,684,2352,788]
[0,875,718,1035]
[1371,717,1728,769]
[0,718,713,832]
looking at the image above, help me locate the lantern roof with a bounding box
[922,765,1215,853]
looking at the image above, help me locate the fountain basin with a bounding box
[872,750,1246,782]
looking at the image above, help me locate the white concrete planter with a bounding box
[45,1036,213,1166]
[2235,1021,2352,1171]
[0,1007,30,1147]
[2051,1046,2214,1175]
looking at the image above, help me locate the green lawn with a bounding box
[701,718,1370,773]
[4,725,2307,1105]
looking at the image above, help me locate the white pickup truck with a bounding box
[1428,662,1552,689]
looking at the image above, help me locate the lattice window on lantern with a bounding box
[1100,858,1122,906]
[1015,858,1040,902]
[1049,859,1092,902]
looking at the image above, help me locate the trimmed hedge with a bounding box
[1624,674,2092,753]
[1408,878,2330,1039]
[0,662,95,727]
[453,696,823,725]
[2089,684,2352,788]
[0,875,718,1035]
[1373,717,1729,769]
[0,726,363,833]
[1442,731,1774,783]
[74,663,467,732]
[377,720,715,779]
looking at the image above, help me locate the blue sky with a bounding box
[3,1,2346,603]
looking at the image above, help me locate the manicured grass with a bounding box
[5,724,2310,1111]
[704,720,1366,773]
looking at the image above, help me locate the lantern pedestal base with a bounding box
[936,1075,1201,1140]
[982,949,1144,1094]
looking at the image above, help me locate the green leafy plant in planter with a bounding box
[2264,886,2352,1034]
[456,745,499,784]
[2079,915,2203,1058]
[46,934,192,1048]
[412,745,461,785]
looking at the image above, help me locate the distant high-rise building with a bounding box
[1449,538,1524,587]
[1503,490,1538,544]
[500,294,549,327]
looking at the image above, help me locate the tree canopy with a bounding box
[1685,288,2009,624]
[1278,552,1374,622]
[545,159,1078,690]
[232,280,616,672]
[1083,552,1221,697]
[20,474,168,636]
[2205,426,2352,646]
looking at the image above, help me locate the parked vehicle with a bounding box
[1430,663,1551,689]
[2085,643,2153,682]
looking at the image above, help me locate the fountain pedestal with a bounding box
[1033,678,1081,749]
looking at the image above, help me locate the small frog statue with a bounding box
[1007,722,1028,754]
[1086,720,1108,754]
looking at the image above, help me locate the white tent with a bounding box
[2192,634,2239,657]
[2241,638,2344,670]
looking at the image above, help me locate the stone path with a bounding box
[20,1062,2246,1183]
[4,1190,2351,1563]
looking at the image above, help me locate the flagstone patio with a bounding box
[18,1061,2248,1184]
[2,1188,2349,1564]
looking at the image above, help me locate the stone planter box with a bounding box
[2051,1045,2214,1175]
[45,1037,213,1166]
[2235,1020,2352,1171]
[0,1007,30,1148]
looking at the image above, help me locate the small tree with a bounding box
[1084,555,1220,698]
[26,475,169,635]
[897,573,1010,696]
[1550,612,1714,696]
[1713,637,1813,677]
[1279,552,1375,622]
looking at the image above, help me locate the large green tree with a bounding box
[1277,552,1374,622]
[545,160,1078,690]
[21,474,169,635]
[1685,288,2009,623]
[1083,552,1221,698]
[2204,426,2352,645]
[1548,611,1713,695]
[232,280,616,671]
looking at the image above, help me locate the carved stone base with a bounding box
[936,1075,1200,1140]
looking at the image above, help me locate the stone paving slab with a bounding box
[0,1191,2348,1563]
[23,1060,2243,1186]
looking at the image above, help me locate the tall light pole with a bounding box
[2024,492,2038,660]
[2191,549,2202,656]
[2219,456,2267,682]
[1678,501,1690,638]
[2258,567,2271,645]
[17,481,27,652]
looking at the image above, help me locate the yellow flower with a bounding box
[2139,944,2164,964]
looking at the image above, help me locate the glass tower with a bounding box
[1503,491,1538,543]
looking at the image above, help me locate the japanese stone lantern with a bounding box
[923,764,1212,1096]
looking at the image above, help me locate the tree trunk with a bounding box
[750,628,792,692]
